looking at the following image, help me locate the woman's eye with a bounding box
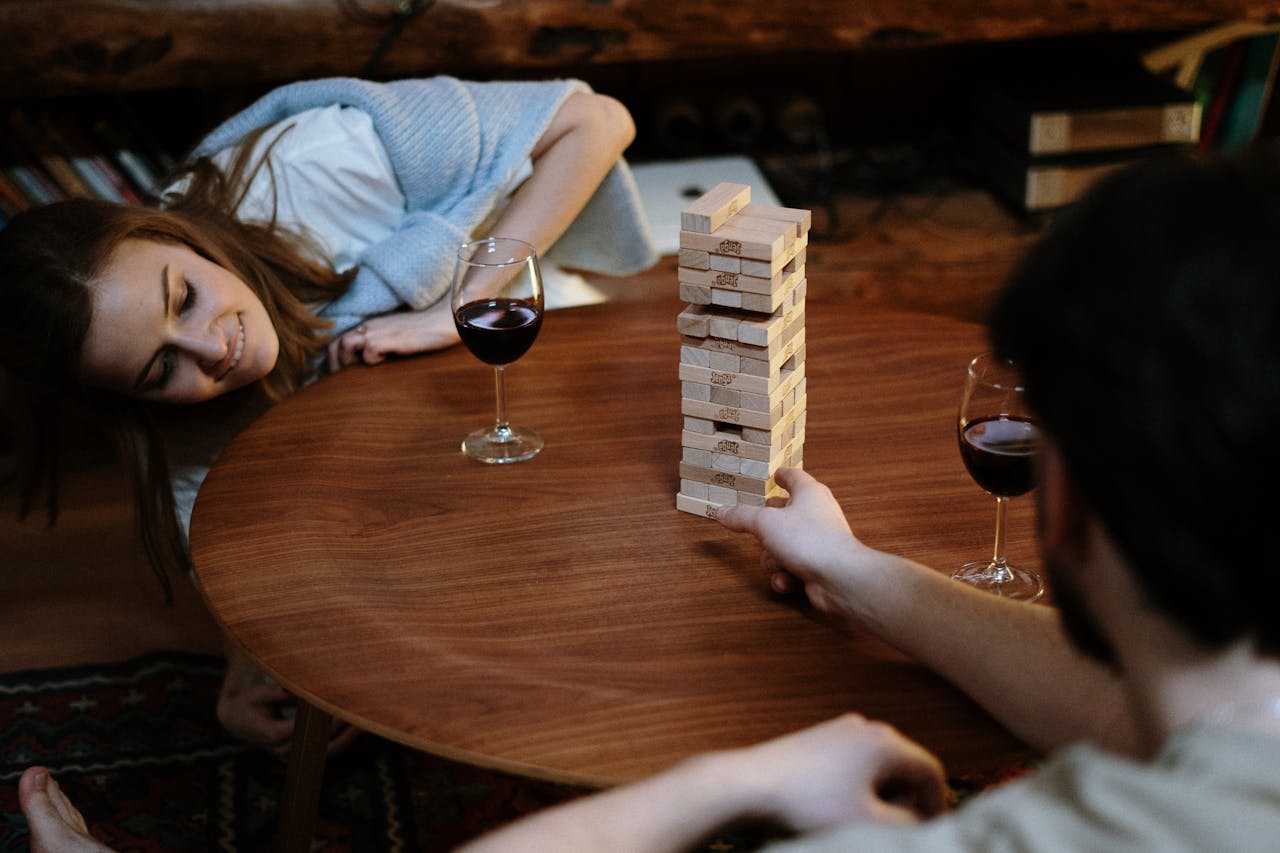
[179,279,197,314]
[157,351,175,388]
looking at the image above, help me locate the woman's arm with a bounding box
[717,468,1138,755]
[328,92,635,371]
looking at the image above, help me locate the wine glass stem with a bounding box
[492,365,511,437]
[990,495,1013,581]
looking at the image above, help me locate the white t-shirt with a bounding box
[201,103,602,309]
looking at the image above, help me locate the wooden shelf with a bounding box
[2,0,1280,98]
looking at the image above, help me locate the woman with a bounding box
[0,75,658,749]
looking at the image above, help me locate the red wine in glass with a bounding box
[958,415,1039,498]
[450,238,545,464]
[454,297,542,366]
[953,355,1044,601]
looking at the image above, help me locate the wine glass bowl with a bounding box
[451,237,545,464]
[954,353,1044,601]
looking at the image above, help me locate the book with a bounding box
[1197,40,1249,151]
[42,111,142,204]
[0,132,66,206]
[5,109,95,199]
[88,112,168,199]
[976,60,1201,157]
[971,124,1195,214]
[1209,32,1280,152]
[0,169,29,217]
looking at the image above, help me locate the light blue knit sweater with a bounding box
[194,76,659,333]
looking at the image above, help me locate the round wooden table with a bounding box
[191,296,1037,848]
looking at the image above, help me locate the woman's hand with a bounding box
[327,302,461,372]
[217,647,360,757]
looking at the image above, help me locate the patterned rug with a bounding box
[0,652,1029,851]
[0,652,584,852]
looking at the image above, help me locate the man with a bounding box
[22,154,1280,852]
[457,152,1280,851]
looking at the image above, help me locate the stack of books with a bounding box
[0,105,175,227]
[970,56,1202,215]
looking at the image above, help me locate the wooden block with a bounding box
[739,298,805,347]
[684,415,715,434]
[707,350,740,372]
[680,324,806,374]
[682,447,713,467]
[682,429,772,463]
[741,393,807,444]
[724,214,796,250]
[708,313,742,341]
[678,248,710,270]
[707,484,738,504]
[681,182,751,234]
[709,253,742,274]
[711,452,740,473]
[741,202,812,238]
[680,344,712,368]
[680,397,781,430]
[739,268,804,314]
[709,385,741,407]
[677,266,780,296]
[679,225,784,261]
[679,462,775,496]
[680,282,712,305]
[676,492,722,518]
[680,479,710,500]
[682,381,711,402]
[678,362,771,395]
[711,288,743,308]
[677,304,710,337]
[740,232,806,278]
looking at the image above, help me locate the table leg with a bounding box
[275,698,333,853]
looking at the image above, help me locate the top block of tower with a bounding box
[680,183,751,234]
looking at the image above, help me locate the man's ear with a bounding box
[1039,438,1089,560]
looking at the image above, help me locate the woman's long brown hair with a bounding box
[0,123,355,599]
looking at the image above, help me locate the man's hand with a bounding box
[725,713,948,832]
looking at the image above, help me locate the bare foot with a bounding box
[18,767,115,853]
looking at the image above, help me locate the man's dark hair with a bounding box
[991,150,1280,655]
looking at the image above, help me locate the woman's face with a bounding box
[80,238,280,404]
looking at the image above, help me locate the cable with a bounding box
[337,0,436,78]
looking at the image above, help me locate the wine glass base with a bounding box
[952,561,1044,602]
[461,426,543,464]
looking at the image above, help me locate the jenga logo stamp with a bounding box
[716,407,741,423]
[713,472,736,487]
[714,439,740,454]
[727,201,741,216]
[704,504,718,518]
[783,342,795,358]
[717,239,742,255]
[714,272,739,289]
[710,372,733,386]
[710,340,734,352]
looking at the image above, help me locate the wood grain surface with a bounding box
[190,296,1041,787]
[3,0,1277,96]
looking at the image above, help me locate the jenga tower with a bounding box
[675,183,809,518]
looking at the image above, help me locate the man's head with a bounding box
[991,150,1280,657]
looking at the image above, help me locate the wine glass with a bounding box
[451,237,545,464]
[953,353,1044,601]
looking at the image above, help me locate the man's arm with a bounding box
[458,714,946,853]
[717,468,1137,755]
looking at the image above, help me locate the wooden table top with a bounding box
[190,295,1037,788]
